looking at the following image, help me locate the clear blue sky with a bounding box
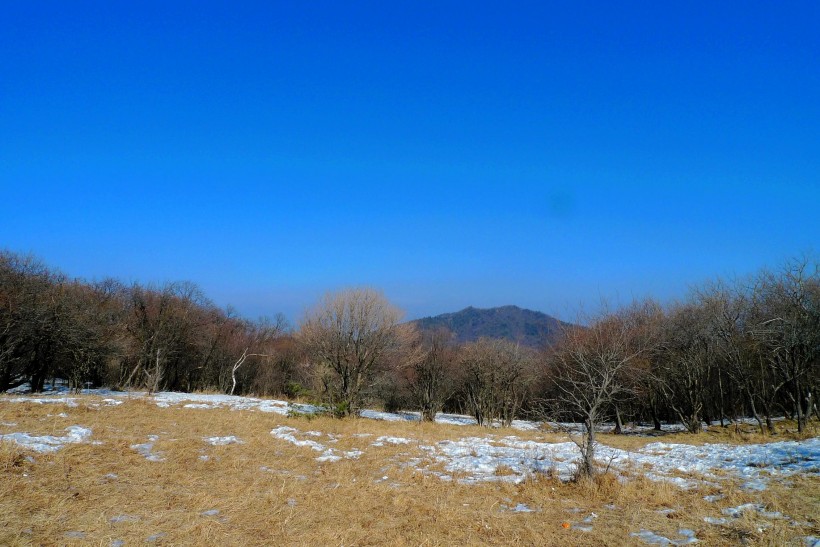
[2,2,818,322]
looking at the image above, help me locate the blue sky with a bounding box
[2,2,818,322]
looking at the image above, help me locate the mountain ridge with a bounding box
[409,305,571,348]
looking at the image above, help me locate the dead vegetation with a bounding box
[0,394,817,546]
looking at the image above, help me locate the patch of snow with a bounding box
[372,436,413,447]
[201,509,220,517]
[152,391,322,416]
[703,494,724,503]
[358,409,540,430]
[6,396,78,407]
[359,409,408,422]
[203,436,243,446]
[631,529,698,545]
[316,451,341,462]
[804,536,820,547]
[110,515,139,523]
[131,436,164,462]
[271,425,360,463]
[0,425,92,453]
[721,503,784,520]
[400,433,820,488]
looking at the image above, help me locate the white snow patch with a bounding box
[400,434,820,488]
[131,436,164,462]
[6,396,78,407]
[721,503,783,520]
[153,391,321,415]
[358,409,540,431]
[271,425,360,463]
[0,425,92,453]
[631,528,698,545]
[110,515,139,523]
[203,436,244,446]
[372,436,413,447]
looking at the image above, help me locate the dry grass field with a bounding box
[1,393,818,546]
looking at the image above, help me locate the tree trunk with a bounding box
[747,390,766,435]
[795,381,806,433]
[613,405,624,435]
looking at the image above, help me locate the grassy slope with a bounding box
[1,395,818,546]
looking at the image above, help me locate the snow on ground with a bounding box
[131,435,164,462]
[270,426,362,463]
[153,391,323,415]
[263,422,820,490]
[631,528,698,545]
[5,396,79,407]
[3,388,819,492]
[0,426,92,453]
[203,436,244,446]
[372,436,413,447]
[358,409,539,431]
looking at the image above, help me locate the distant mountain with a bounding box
[410,305,571,348]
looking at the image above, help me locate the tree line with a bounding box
[2,250,818,445]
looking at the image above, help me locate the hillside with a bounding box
[410,305,571,348]
[2,390,817,545]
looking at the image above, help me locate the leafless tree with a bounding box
[226,314,288,395]
[751,257,819,433]
[299,288,413,416]
[459,338,534,427]
[546,304,649,477]
[404,328,458,421]
[653,301,718,433]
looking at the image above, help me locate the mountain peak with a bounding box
[410,305,570,348]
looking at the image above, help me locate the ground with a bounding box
[1,390,818,546]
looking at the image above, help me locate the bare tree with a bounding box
[299,288,413,416]
[751,257,820,433]
[459,338,534,427]
[227,315,288,395]
[654,301,717,433]
[404,328,458,422]
[546,304,648,477]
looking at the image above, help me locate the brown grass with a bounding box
[1,394,817,546]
